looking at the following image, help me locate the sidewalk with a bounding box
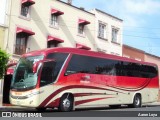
[143,102,160,106]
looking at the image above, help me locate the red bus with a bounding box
[6,63,17,75]
[10,47,159,111]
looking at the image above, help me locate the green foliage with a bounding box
[0,49,9,79]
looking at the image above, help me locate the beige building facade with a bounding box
[90,9,123,56]
[4,0,123,63]
[0,25,7,49]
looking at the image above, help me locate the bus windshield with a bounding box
[11,55,44,91]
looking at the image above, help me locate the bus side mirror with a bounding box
[33,61,42,73]
[33,59,56,73]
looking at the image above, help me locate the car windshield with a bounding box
[11,55,44,91]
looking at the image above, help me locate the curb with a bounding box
[142,102,160,107]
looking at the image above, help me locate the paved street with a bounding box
[0,93,160,117]
[0,103,160,111]
[0,105,160,117]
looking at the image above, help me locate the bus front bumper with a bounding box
[10,90,40,107]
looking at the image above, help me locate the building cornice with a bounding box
[57,0,95,16]
[145,52,160,59]
[95,8,123,22]
[123,44,160,58]
[123,44,145,53]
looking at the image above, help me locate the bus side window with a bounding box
[66,54,119,76]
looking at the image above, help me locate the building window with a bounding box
[97,48,107,53]
[98,23,107,39]
[21,5,29,17]
[51,14,58,27]
[76,43,91,50]
[50,8,64,28]
[15,27,35,55]
[47,41,58,48]
[47,35,64,48]
[20,0,35,18]
[78,24,84,35]
[15,33,28,55]
[111,52,120,56]
[78,19,90,36]
[112,28,119,43]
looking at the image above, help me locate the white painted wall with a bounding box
[4,0,95,61]
[4,0,123,62]
[90,9,123,56]
[0,0,7,24]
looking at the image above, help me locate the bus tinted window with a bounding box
[120,62,158,78]
[115,62,157,78]
[46,53,69,82]
[66,54,158,78]
[66,54,118,76]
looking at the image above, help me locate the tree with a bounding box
[0,49,9,79]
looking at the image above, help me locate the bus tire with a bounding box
[58,93,74,112]
[129,94,141,108]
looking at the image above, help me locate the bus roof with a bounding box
[22,47,157,67]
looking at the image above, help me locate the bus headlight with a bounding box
[10,90,43,99]
[27,90,43,98]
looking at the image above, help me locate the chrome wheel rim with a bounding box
[135,97,140,106]
[63,98,71,110]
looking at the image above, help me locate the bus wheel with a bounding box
[129,94,141,108]
[59,94,74,112]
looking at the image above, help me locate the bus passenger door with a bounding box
[3,75,12,105]
[38,60,56,108]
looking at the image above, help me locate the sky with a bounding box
[69,0,160,57]
[0,0,160,56]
